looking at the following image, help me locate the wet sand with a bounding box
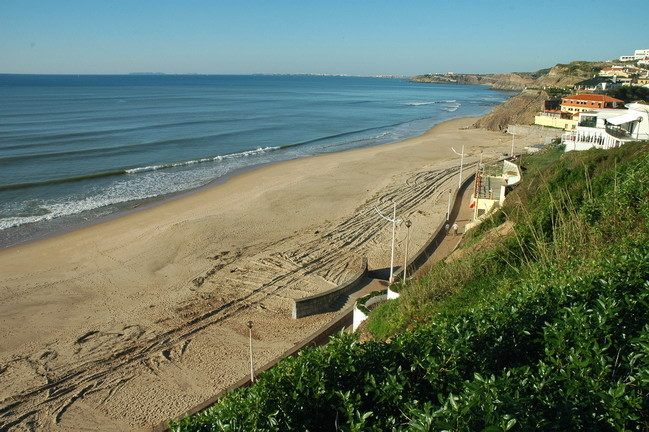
[0,117,538,431]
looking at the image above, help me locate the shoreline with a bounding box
[0,116,541,431]
[0,116,473,251]
[0,160,279,251]
[1,74,513,252]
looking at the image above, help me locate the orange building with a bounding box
[560,94,624,113]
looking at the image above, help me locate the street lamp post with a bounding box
[390,203,396,283]
[403,220,412,283]
[374,202,402,284]
[451,145,467,190]
[474,151,484,221]
[246,321,255,383]
[511,125,515,158]
[637,117,643,140]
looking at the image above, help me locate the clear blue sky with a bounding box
[2,0,648,76]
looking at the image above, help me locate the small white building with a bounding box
[562,102,649,151]
[619,48,649,62]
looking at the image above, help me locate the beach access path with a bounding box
[0,118,543,431]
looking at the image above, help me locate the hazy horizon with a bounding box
[2,0,649,76]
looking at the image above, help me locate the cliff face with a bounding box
[411,73,550,130]
[533,63,600,88]
[472,90,549,131]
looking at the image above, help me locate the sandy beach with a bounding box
[0,117,541,431]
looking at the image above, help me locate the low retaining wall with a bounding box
[292,257,368,319]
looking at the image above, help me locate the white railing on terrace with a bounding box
[562,130,620,151]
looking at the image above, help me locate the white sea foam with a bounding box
[126,164,165,174]
[0,173,198,230]
[404,102,436,106]
[0,147,284,231]
[125,146,280,175]
[403,99,457,106]
[442,102,462,112]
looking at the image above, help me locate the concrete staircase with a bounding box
[326,278,389,313]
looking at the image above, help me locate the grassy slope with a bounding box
[171,143,649,431]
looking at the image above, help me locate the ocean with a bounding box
[0,74,511,248]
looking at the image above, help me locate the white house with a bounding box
[619,48,649,62]
[562,102,649,151]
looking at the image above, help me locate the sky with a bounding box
[1,0,649,76]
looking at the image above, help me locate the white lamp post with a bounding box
[403,220,412,283]
[511,125,515,158]
[374,202,401,284]
[637,117,643,140]
[474,151,483,221]
[451,145,467,190]
[246,321,255,383]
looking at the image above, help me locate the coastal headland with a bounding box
[0,116,546,430]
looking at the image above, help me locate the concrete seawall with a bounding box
[292,257,368,319]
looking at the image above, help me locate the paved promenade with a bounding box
[346,178,475,301]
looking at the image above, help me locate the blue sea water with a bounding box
[0,74,511,247]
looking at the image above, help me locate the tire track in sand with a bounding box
[0,162,483,430]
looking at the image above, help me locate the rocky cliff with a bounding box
[533,62,607,88]
[472,90,549,131]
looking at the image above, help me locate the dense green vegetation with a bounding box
[171,143,649,431]
[543,88,571,98]
[605,87,649,103]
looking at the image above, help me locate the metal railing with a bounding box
[605,126,632,140]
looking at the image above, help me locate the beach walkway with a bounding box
[324,178,477,315]
[412,178,475,277]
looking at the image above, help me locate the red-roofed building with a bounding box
[560,94,624,113]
